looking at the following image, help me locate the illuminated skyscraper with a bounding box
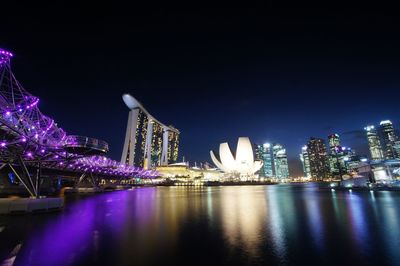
[254,144,264,175]
[300,146,311,178]
[394,141,400,160]
[364,125,384,161]
[121,94,180,168]
[262,143,274,177]
[272,144,289,179]
[328,134,341,176]
[328,134,340,152]
[255,143,274,177]
[307,137,330,181]
[379,120,397,160]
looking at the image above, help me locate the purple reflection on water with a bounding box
[17,196,97,265]
[304,189,324,251]
[1,184,400,266]
[15,189,157,265]
[346,192,370,255]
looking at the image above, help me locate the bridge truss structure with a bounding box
[0,49,157,197]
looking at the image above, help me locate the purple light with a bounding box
[0,49,13,57]
[1,49,156,180]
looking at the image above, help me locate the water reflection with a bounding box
[378,191,400,264]
[220,186,267,257]
[303,187,324,252]
[265,186,288,263]
[0,185,399,265]
[346,192,369,254]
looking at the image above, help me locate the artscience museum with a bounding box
[210,137,263,180]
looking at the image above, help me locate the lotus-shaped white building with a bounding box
[210,137,263,178]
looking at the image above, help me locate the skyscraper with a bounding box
[300,145,311,178]
[394,141,400,160]
[328,134,340,152]
[364,125,384,161]
[307,137,330,181]
[254,144,264,176]
[328,134,341,176]
[121,94,180,168]
[379,120,397,160]
[255,143,274,177]
[272,144,289,179]
[262,143,274,177]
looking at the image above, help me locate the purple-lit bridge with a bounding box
[0,48,157,198]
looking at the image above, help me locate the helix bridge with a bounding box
[0,48,157,198]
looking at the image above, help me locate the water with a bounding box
[1,183,400,266]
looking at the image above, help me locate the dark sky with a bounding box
[2,6,400,175]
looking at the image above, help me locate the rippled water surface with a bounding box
[1,184,400,266]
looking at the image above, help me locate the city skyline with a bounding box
[2,8,400,176]
[2,6,400,266]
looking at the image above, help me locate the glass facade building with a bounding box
[328,134,341,176]
[300,145,311,178]
[364,125,384,161]
[272,143,289,179]
[379,120,398,160]
[328,134,341,152]
[255,143,274,177]
[262,143,274,177]
[307,137,330,181]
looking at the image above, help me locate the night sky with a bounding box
[2,6,400,175]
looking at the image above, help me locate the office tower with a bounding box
[255,143,274,177]
[394,141,400,160]
[307,137,330,181]
[328,134,341,176]
[300,145,311,178]
[121,94,180,168]
[364,125,384,161]
[254,144,264,176]
[379,120,397,160]
[261,143,274,177]
[328,134,341,152]
[272,144,289,179]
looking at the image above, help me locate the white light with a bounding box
[364,125,375,131]
[263,143,271,148]
[210,137,263,176]
[380,120,392,125]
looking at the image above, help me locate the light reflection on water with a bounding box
[0,184,400,265]
[220,186,267,258]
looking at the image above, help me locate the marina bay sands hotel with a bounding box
[121,94,180,169]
